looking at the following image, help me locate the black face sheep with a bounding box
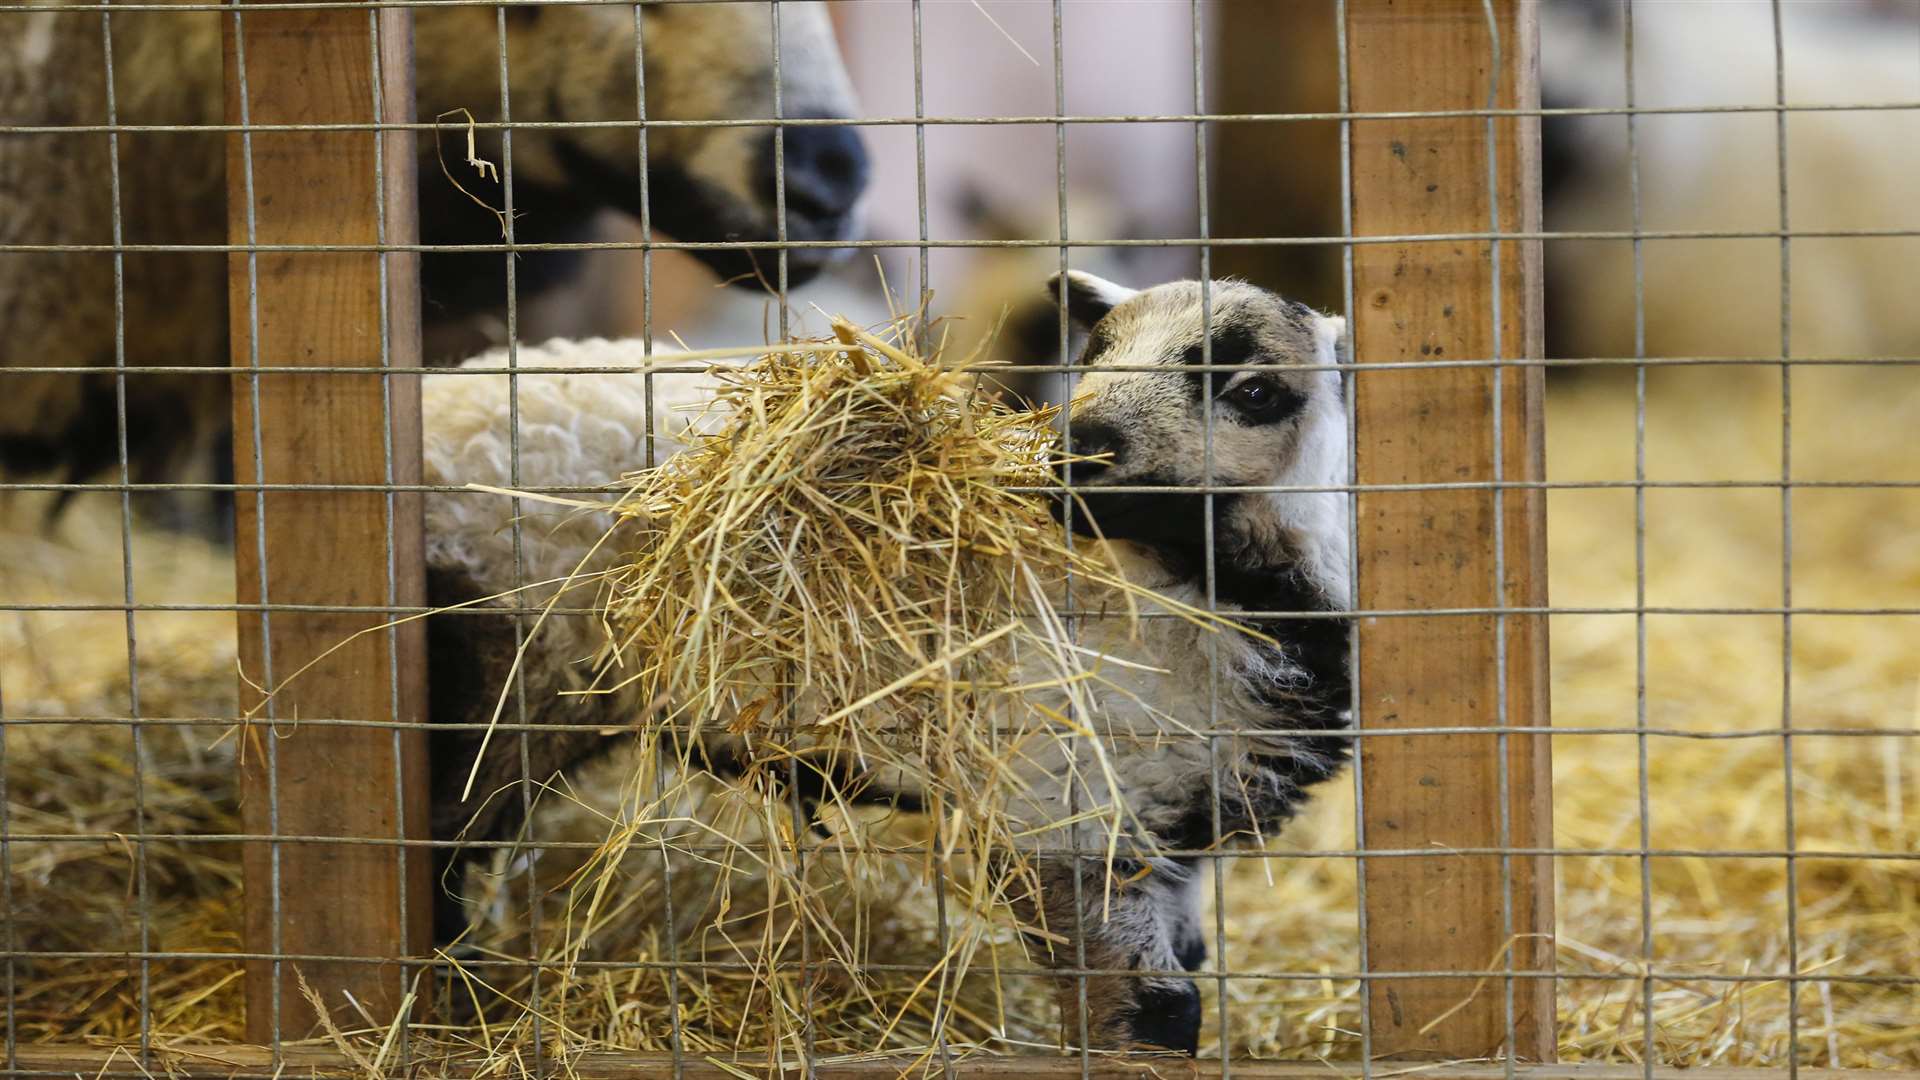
[417,273,1354,1055]
[0,2,868,526]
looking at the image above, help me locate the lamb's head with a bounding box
[1049,272,1351,608]
[415,1,868,287]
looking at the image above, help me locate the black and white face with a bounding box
[1050,272,1350,587]
[418,1,869,286]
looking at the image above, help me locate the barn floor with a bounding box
[1,363,1914,1066]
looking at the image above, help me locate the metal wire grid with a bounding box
[1626,7,1659,1071]
[0,0,1913,1076]
[97,0,154,1060]
[1770,3,1804,1072]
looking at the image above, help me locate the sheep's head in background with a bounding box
[1537,0,1920,364]
[414,1,868,293]
[0,1,872,533]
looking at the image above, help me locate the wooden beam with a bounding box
[12,1046,1911,1080]
[224,5,431,1043]
[1346,0,1553,1063]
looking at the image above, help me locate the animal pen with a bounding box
[1,0,1915,1077]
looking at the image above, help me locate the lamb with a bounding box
[419,272,1354,1053]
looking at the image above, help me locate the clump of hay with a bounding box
[533,314,1195,1061]
[599,314,1124,760]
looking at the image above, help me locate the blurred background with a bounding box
[544,1,1920,414]
[4,0,1917,1064]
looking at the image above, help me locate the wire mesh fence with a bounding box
[0,0,1916,1076]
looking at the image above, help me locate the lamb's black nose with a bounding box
[764,120,870,234]
[1055,422,1125,532]
[1062,421,1125,486]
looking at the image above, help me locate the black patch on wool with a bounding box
[424,567,564,943]
[416,159,606,334]
[417,115,846,332]
[3,366,235,540]
[1058,487,1352,851]
[1179,323,1263,397]
[1164,536,1351,851]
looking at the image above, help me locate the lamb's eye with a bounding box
[1223,377,1297,419]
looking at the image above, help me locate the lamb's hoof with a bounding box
[1121,978,1201,1056]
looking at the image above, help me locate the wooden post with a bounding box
[225,6,431,1042]
[1347,0,1554,1062]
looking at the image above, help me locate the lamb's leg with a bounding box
[426,571,623,943]
[1025,855,1206,1055]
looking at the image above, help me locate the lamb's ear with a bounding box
[1311,313,1350,367]
[1044,270,1138,331]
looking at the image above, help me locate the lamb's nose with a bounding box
[1061,421,1125,487]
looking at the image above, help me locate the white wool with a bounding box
[423,337,720,590]
[1545,1,1920,362]
[421,338,727,711]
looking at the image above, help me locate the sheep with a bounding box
[1539,0,1920,365]
[0,1,868,527]
[419,272,1354,1054]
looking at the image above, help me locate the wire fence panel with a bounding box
[0,0,1915,1076]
